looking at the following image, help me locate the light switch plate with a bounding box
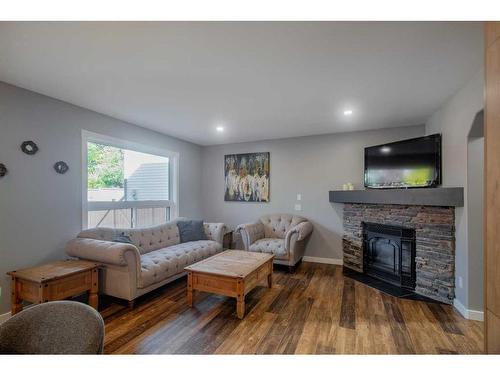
[296,193,302,201]
[294,203,302,211]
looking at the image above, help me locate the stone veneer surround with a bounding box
[342,203,455,304]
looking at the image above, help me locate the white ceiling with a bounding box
[0,22,483,146]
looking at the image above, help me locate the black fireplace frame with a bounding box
[362,222,416,290]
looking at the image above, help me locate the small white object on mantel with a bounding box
[342,183,355,191]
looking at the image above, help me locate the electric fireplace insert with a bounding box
[362,222,416,290]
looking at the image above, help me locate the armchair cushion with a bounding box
[249,238,287,258]
[237,222,265,249]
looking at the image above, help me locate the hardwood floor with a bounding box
[101,262,484,354]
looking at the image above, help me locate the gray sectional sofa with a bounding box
[65,220,226,306]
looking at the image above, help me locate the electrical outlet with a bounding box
[458,276,463,288]
[294,203,302,211]
[296,193,302,201]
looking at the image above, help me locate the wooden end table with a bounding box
[184,250,273,319]
[7,259,100,315]
[222,230,233,250]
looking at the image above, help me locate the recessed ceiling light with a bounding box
[343,109,353,116]
[216,126,224,133]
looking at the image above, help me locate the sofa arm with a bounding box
[285,221,313,250]
[236,222,265,250]
[65,238,141,271]
[204,223,227,244]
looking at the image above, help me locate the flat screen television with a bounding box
[364,134,442,189]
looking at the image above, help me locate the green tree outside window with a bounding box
[87,142,124,188]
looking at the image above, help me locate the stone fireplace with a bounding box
[342,203,455,304]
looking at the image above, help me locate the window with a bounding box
[82,131,178,229]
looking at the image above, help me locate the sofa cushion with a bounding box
[249,238,288,259]
[138,240,222,288]
[128,223,181,254]
[177,220,207,243]
[78,222,181,255]
[259,214,307,239]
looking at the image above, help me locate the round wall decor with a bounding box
[21,141,39,155]
[53,161,69,174]
[0,163,7,177]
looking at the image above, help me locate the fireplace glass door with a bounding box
[366,236,400,281]
[363,222,416,290]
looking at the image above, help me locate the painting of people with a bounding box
[224,152,270,202]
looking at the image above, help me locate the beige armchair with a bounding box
[237,214,313,271]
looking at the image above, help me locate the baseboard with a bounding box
[453,298,484,321]
[0,311,11,324]
[302,256,343,265]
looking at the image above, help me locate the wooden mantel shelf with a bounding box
[329,187,464,207]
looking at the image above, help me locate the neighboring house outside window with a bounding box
[83,131,178,229]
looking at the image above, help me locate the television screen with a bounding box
[364,134,441,189]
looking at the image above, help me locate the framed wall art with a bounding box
[224,152,269,202]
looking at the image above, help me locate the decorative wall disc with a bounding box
[0,163,7,177]
[21,141,39,155]
[53,161,69,174]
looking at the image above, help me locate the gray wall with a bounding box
[0,82,202,315]
[201,125,425,260]
[425,68,484,313]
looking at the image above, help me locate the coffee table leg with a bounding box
[11,278,22,315]
[89,268,99,310]
[89,292,98,309]
[236,296,245,319]
[267,260,273,288]
[187,272,193,307]
[236,279,245,318]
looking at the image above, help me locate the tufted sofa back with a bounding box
[258,214,307,239]
[78,221,181,255]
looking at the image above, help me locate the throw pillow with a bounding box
[113,232,133,244]
[177,220,207,243]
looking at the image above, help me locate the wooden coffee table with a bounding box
[185,250,274,319]
[7,259,100,315]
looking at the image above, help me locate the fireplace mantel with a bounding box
[329,187,463,207]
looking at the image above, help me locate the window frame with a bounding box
[81,130,179,229]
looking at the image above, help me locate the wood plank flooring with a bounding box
[101,262,484,354]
